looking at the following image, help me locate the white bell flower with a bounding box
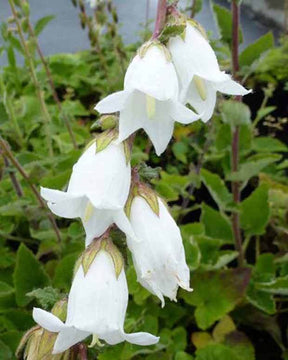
[41,140,133,246]
[126,195,192,306]
[168,22,251,122]
[95,43,201,155]
[33,244,159,354]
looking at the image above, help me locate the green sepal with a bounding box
[16,326,40,359]
[187,19,208,40]
[138,183,160,217]
[81,240,104,276]
[123,139,131,165]
[81,238,124,278]
[159,24,186,43]
[84,137,97,152]
[51,298,68,322]
[105,239,124,279]
[73,255,82,278]
[138,41,172,62]
[95,129,118,153]
[125,182,160,219]
[91,114,118,131]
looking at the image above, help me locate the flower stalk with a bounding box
[152,0,167,39]
[231,0,244,267]
[8,0,54,157]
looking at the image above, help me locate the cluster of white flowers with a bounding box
[32,19,250,355]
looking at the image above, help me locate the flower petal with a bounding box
[169,23,228,98]
[124,45,178,101]
[41,187,86,219]
[122,331,159,346]
[118,91,146,143]
[144,117,174,156]
[214,78,252,96]
[113,210,138,241]
[94,90,130,114]
[169,100,201,124]
[33,308,65,333]
[185,79,217,123]
[53,327,90,354]
[83,209,115,246]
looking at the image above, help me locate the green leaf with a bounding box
[53,253,80,291]
[172,142,189,164]
[240,185,270,236]
[13,244,50,307]
[213,4,243,45]
[201,169,233,209]
[0,282,16,312]
[256,275,288,295]
[181,268,251,330]
[246,255,276,314]
[239,32,274,67]
[175,351,194,360]
[201,204,233,244]
[222,101,251,128]
[246,280,276,315]
[26,286,61,309]
[0,339,12,360]
[228,154,281,182]
[252,137,288,153]
[34,15,55,36]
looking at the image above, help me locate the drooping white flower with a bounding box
[95,43,201,156]
[41,139,133,246]
[168,22,251,122]
[126,193,192,306]
[33,242,159,354]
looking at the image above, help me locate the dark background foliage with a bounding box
[0,0,288,359]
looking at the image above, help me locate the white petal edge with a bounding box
[214,78,252,96]
[122,331,159,346]
[95,90,131,114]
[53,327,90,354]
[169,101,201,124]
[33,308,65,333]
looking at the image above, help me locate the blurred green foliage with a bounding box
[0,0,288,359]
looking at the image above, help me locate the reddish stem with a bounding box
[152,0,167,39]
[78,343,88,360]
[232,1,240,77]
[231,0,244,267]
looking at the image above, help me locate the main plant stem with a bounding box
[9,0,54,157]
[231,0,244,267]
[0,137,61,244]
[152,0,167,39]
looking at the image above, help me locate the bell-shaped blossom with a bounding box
[168,22,251,122]
[41,141,133,246]
[126,195,192,306]
[95,43,201,155]
[33,248,159,354]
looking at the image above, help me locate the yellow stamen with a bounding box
[89,334,104,348]
[83,201,94,223]
[194,75,207,101]
[146,94,156,119]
